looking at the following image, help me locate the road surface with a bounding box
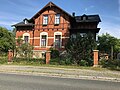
[0,73,119,90]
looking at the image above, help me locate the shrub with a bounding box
[59,58,72,65]
[50,48,60,59]
[50,58,59,65]
[50,57,72,65]
[13,57,45,65]
[99,59,120,70]
[0,57,7,64]
[79,60,88,66]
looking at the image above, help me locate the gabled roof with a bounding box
[30,1,72,20]
[12,2,101,27]
[75,14,101,23]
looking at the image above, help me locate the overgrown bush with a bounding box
[50,54,73,65]
[79,60,88,66]
[99,59,120,70]
[50,58,59,65]
[0,57,7,64]
[49,48,60,65]
[15,37,33,59]
[60,58,72,65]
[50,48,60,59]
[13,57,45,65]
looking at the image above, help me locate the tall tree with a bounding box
[98,33,120,59]
[0,27,15,54]
[65,32,96,66]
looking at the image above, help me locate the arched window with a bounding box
[54,32,62,48]
[40,32,48,47]
[23,33,30,43]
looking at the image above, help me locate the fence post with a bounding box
[8,50,13,64]
[46,51,51,64]
[93,50,99,67]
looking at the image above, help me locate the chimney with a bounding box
[72,12,75,17]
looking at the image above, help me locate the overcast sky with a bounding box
[0,0,120,38]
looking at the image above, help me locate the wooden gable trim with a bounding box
[30,2,73,21]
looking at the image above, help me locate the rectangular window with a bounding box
[55,35,61,48]
[41,35,47,47]
[55,14,60,25]
[24,36,29,43]
[43,15,48,25]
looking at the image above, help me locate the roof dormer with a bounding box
[23,18,28,24]
[81,14,88,21]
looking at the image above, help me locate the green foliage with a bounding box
[20,43,33,58]
[79,60,88,66]
[65,32,96,66]
[50,57,72,65]
[50,48,60,59]
[15,37,33,59]
[0,27,15,53]
[13,58,45,65]
[60,58,72,65]
[0,57,7,64]
[98,33,120,55]
[99,59,120,70]
[50,58,59,65]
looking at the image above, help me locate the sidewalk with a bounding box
[0,65,120,82]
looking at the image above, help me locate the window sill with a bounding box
[41,46,46,48]
[54,24,59,26]
[43,24,48,26]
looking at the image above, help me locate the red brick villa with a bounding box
[13,2,101,58]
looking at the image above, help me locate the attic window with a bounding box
[83,16,86,20]
[55,14,60,25]
[43,15,48,25]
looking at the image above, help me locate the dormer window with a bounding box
[25,20,28,24]
[55,14,60,25]
[43,15,48,25]
[24,18,28,24]
[83,16,86,20]
[82,14,88,21]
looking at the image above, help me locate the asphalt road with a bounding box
[0,73,119,90]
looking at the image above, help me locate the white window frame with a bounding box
[23,33,30,43]
[54,32,62,48]
[55,14,60,25]
[40,32,48,47]
[43,15,48,25]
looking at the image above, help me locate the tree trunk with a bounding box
[111,45,113,60]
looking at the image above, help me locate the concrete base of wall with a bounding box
[8,62,13,64]
[93,65,100,67]
[33,50,46,59]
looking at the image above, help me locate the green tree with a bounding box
[65,32,96,66]
[0,27,15,54]
[98,33,120,59]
